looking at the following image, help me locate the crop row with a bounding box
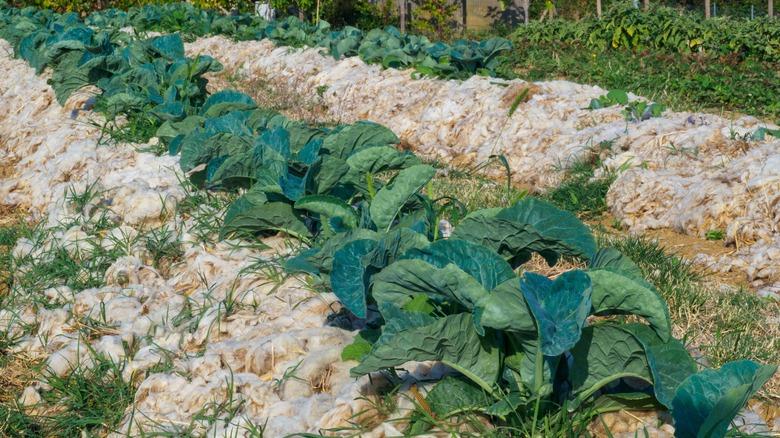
[0,3,776,437]
[22,1,512,81]
[512,3,780,63]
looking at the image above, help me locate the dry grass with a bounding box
[0,353,41,405]
[427,164,528,221]
[208,66,337,126]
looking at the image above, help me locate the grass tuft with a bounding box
[544,141,617,219]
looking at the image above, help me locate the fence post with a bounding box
[461,0,467,29]
[770,0,774,18]
[524,0,530,23]
[398,0,406,32]
[597,0,602,17]
[704,0,710,18]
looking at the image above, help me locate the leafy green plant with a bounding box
[587,89,629,109]
[2,5,776,438]
[544,144,617,219]
[337,199,775,436]
[752,127,780,141]
[513,3,780,63]
[623,100,666,121]
[411,0,459,41]
[586,89,665,122]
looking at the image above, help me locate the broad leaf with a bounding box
[200,89,256,117]
[452,198,597,267]
[295,195,358,231]
[220,201,310,242]
[474,278,536,335]
[330,239,378,318]
[370,164,435,230]
[425,376,492,417]
[345,145,420,176]
[624,324,696,409]
[403,239,515,291]
[372,259,486,312]
[520,270,592,356]
[322,121,399,159]
[495,198,597,263]
[351,313,501,394]
[672,360,777,438]
[588,269,671,341]
[568,325,653,410]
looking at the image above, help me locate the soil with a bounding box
[595,215,751,288]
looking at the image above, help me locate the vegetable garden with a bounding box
[0,1,778,437]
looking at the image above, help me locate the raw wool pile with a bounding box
[0,40,435,437]
[185,36,780,288]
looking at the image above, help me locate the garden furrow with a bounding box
[185,35,780,293]
[0,39,427,437]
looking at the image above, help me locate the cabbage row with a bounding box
[0,5,776,437]
[92,2,513,80]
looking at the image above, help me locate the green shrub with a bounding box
[513,2,780,63]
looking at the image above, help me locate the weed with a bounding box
[0,402,43,437]
[273,360,306,392]
[35,348,134,436]
[174,172,236,245]
[501,39,780,120]
[64,181,103,214]
[426,160,527,224]
[544,142,617,219]
[190,370,246,433]
[705,229,725,241]
[92,109,161,148]
[144,225,184,274]
[12,241,123,301]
